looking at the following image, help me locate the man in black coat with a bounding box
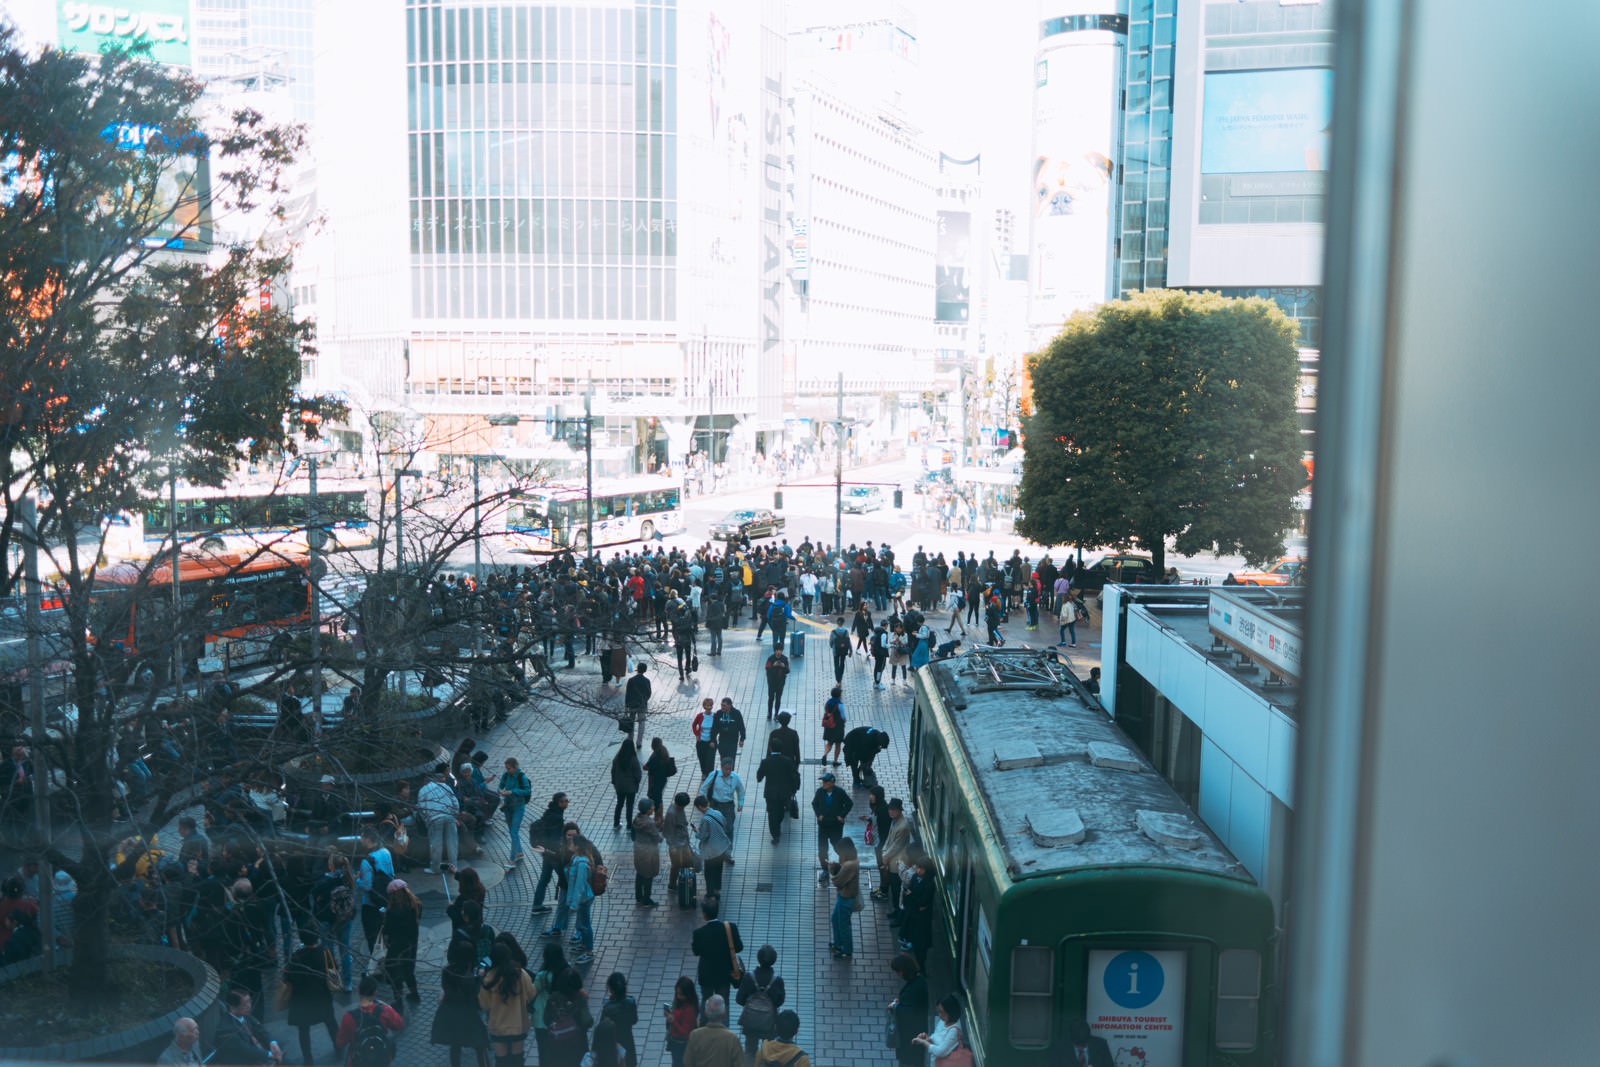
[755,748,799,843]
[811,772,854,882]
[212,987,284,1064]
[768,712,801,767]
[842,726,892,789]
[1067,1018,1115,1067]
[689,898,744,1007]
[763,648,790,720]
[527,792,569,915]
[710,698,746,761]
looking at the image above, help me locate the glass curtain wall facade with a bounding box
[406,0,679,325]
[1116,0,1175,294]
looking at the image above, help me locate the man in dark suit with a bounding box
[211,987,283,1064]
[1067,1018,1114,1067]
[689,897,744,1007]
[755,747,799,843]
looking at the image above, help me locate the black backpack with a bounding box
[741,976,778,1037]
[830,628,850,654]
[350,1005,394,1067]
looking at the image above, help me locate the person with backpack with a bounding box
[354,828,395,954]
[431,938,490,1067]
[752,1010,810,1067]
[314,853,358,992]
[542,966,594,1067]
[734,944,787,1059]
[765,593,794,652]
[333,975,405,1067]
[869,623,890,690]
[498,757,533,870]
[763,649,790,721]
[528,793,569,916]
[599,971,640,1067]
[820,688,847,768]
[565,836,601,964]
[451,898,497,970]
[827,618,853,684]
[529,942,568,1065]
[477,943,536,1067]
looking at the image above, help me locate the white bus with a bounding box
[103,479,378,561]
[503,476,683,553]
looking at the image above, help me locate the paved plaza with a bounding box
[262,601,1099,1066]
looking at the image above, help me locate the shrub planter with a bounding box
[0,944,219,1063]
[285,741,451,789]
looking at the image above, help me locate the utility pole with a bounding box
[393,469,421,697]
[835,371,843,554]
[307,457,322,729]
[471,456,482,658]
[19,496,55,969]
[584,378,595,561]
[169,474,181,700]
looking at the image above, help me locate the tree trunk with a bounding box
[1148,537,1167,583]
[66,639,117,1002]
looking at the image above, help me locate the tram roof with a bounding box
[923,648,1254,883]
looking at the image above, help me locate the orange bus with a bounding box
[93,551,312,679]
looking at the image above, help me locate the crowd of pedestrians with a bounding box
[0,527,1098,1067]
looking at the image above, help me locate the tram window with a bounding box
[1009,945,1054,1048]
[1215,949,1261,1049]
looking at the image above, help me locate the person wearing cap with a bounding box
[878,799,913,920]
[418,764,461,874]
[810,772,854,884]
[303,774,343,842]
[380,879,423,1003]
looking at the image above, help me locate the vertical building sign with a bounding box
[1086,949,1188,1066]
[756,0,786,421]
[1028,8,1126,331]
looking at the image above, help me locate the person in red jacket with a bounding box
[334,976,405,1066]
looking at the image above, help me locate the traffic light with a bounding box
[893,489,904,509]
[774,490,784,509]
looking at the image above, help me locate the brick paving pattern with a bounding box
[267,604,1025,1067]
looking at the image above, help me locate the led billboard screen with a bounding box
[58,0,193,68]
[1201,68,1333,174]
[935,209,971,322]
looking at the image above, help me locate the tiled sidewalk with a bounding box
[282,609,947,1067]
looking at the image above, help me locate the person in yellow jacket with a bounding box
[752,1010,811,1067]
[478,942,536,1066]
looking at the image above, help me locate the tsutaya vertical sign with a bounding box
[1086,949,1187,1066]
[58,0,193,67]
[755,0,786,422]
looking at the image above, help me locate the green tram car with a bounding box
[908,649,1276,1067]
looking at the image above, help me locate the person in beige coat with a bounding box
[684,995,744,1067]
[632,798,664,905]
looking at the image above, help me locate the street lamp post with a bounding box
[835,372,844,553]
[393,468,421,696]
[307,456,322,729]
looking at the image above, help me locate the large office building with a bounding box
[310,0,787,477]
[782,7,938,451]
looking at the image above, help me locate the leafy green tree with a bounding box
[1018,290,1305,575]
[0,26,325,999]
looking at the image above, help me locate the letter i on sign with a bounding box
[1126,962,1140,997]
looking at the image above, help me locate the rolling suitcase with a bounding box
[677,868,697,910]
[790,631,805,658]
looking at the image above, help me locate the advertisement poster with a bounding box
[935,210,971,322]
[58,0,193,68]
[1201,68,1334,174]
[1086,949,1187,1067]
[1028,35,1121,326]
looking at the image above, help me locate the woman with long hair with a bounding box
[315,851,357,991]
[477,942,536,1067]
[663,976,698,1067]
[447,865,488,936]
[530,941,569,1065]
[380,879,422,1003]
[431,937,490,1067]
[599,971,639,1067]
[584,1018,627,1067]
[610,737,642,833]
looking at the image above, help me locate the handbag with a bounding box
[937,1049,974,1067]
[324,947,342,993]
[724,922,745,982]
[884,1008,897,1048]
